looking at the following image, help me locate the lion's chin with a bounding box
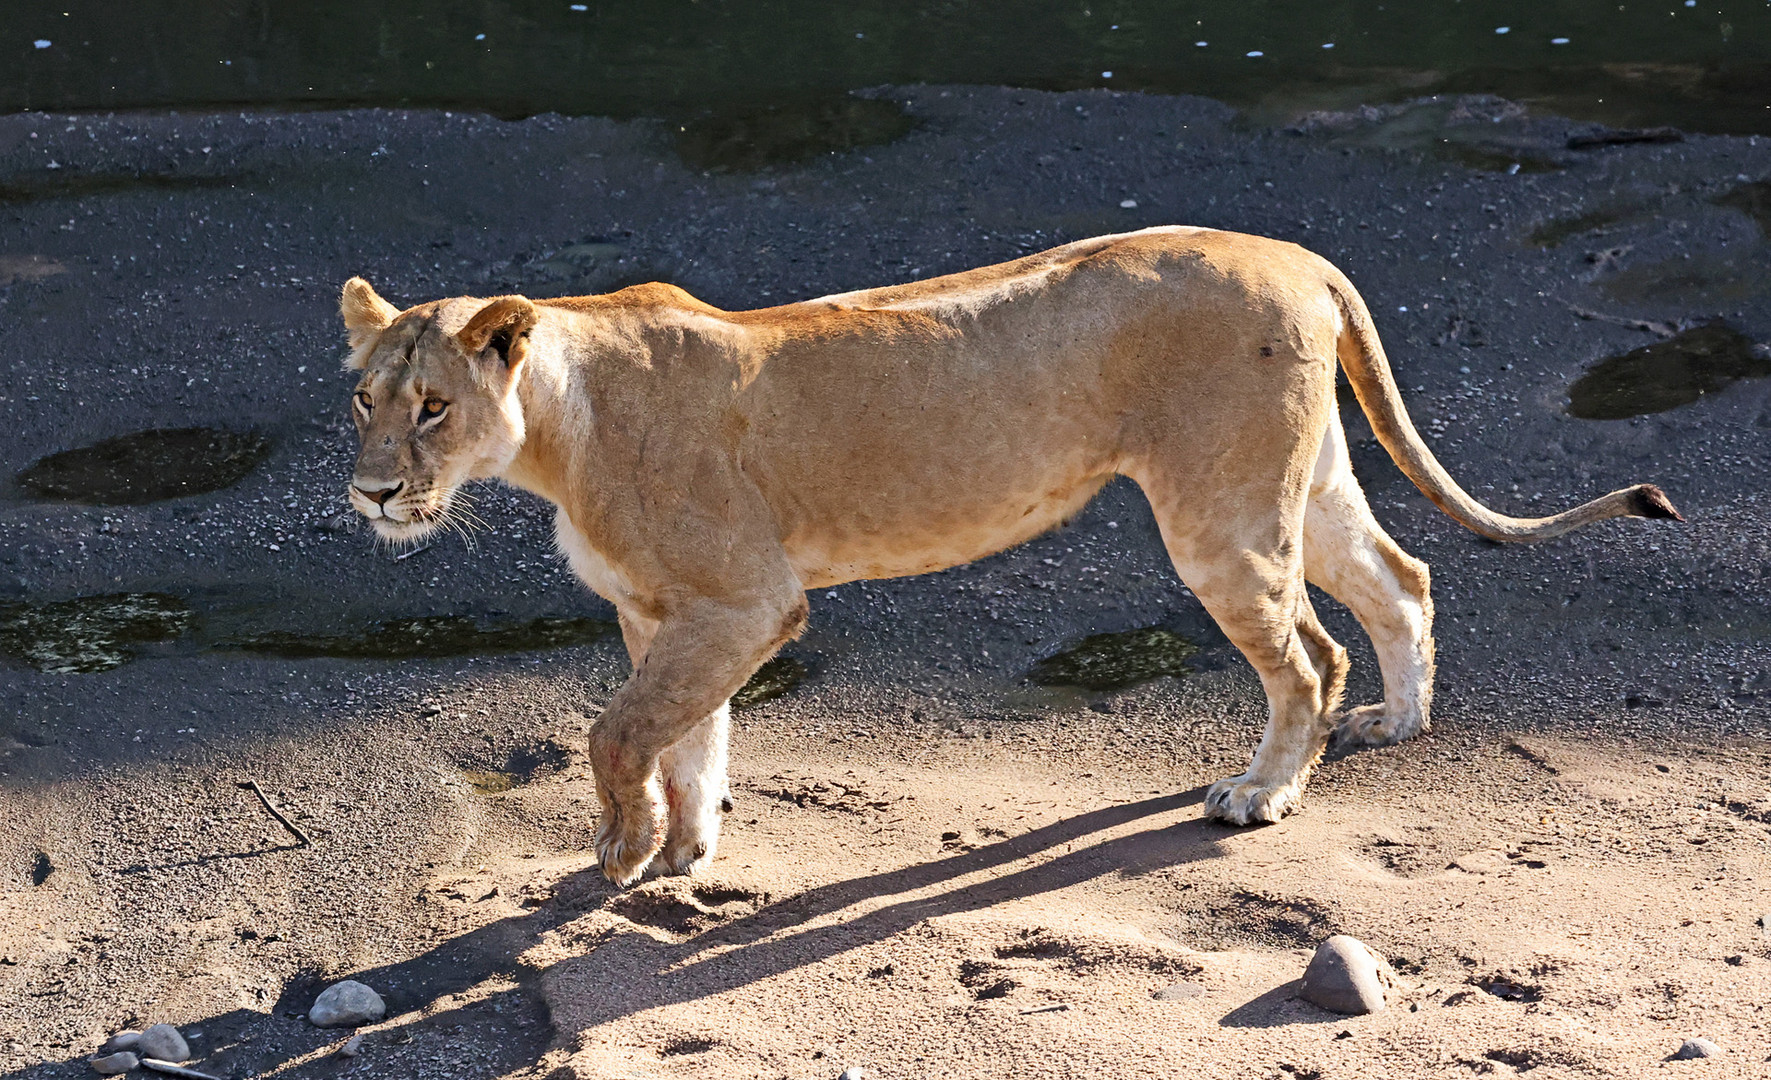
[368,516,443,545]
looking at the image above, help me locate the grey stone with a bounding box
[838,1069,867,1080]
[308,980,386,1028]
[90,1052,139,1075]
[339,1035,364,1058]
[98,1031,141,1055]
[1152,982,1206,1001]
[136,1024,189,1063]
[1300,935,1394,1015]
[1671,1037,1722,1060]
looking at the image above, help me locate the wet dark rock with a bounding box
[1300,935,1394,1015]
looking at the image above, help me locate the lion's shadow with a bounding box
[2,787,1225,1079]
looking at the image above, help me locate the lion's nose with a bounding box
[353,480,404,507]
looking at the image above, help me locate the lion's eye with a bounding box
[422,398,448,419]
[354,391,373,414]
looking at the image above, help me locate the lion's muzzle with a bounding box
[349,478,405,521]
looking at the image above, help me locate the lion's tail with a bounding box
[1325,272,1682,542]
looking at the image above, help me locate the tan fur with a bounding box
[337,227,1678,885]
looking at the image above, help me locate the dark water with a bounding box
[232,614,614,660]
[16,428,272,505]
[1567,323,1771,419]
[0,595,615,672]
[8,2,1770,135]
[1028,626,1197,692]
[0,592,192,673]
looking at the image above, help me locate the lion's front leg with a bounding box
[658,703,731,875]
[590,590,806,886]
[588,727,668,886]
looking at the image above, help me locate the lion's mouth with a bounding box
[347,482,451,540]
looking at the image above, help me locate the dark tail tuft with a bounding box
[1629,484,1683,522]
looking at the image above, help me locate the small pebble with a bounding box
[838,1069,867,1080]
[137,1024,189,1062]
[339,1034,364,1058]
[90,1052,139,1075]
[309,980,387,1027]
[99,1031,141,1055]
[1671,1037,1722,1060]
[1300,935,1394,1015]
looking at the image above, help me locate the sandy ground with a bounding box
[1,86,1769,1078]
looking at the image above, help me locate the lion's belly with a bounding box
[780,466,1112,591]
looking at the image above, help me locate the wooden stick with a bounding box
[240,779,311,847]
[1017,1003,1069,1016]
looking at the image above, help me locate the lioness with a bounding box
[338,227,1678,885]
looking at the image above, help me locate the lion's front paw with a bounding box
[1333,704,1425,748]
[660,831,717,877]
[659,792,723,877]
[1204,773,1303,825]
[595,791,666,887]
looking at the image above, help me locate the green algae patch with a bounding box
[1028,627,1197,692]
[732,656,809,709]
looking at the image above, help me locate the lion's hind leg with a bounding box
[1302,423,1435,747]
[1136,471,1336,825]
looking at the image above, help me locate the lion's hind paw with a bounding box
[1332,704,1425,748]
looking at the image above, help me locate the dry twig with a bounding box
[239,779,312,847]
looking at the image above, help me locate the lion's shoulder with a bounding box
[541,282,727,317]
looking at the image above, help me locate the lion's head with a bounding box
[337,277,538,543]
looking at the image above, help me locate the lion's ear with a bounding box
[457,296,539,380]
[340,277,399,357]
